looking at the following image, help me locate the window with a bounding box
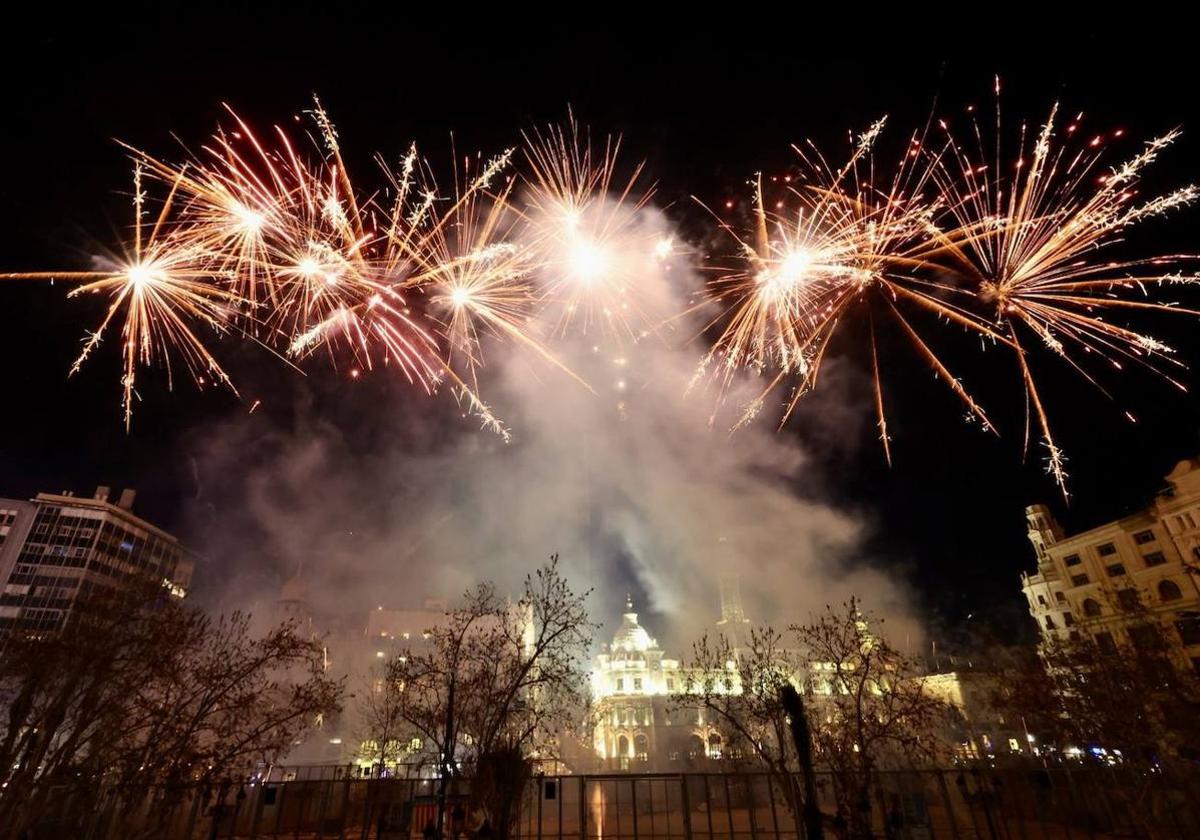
[666,678,675,692]
[1071,574,1090,586]
[1144,552,1167,567]
[1055,591,1066,603]
[1095,632,1118,654]
[1082,598,1102,617]
[1037,595,1047,607]
[1158,580,1183,602]
[1106,563,1127,577]
[633,678,643,691]
[615,678,624,692]
[1064,554,1082,567]
[1178,618,1200,647]
[1044,616,1056,630]
[1134,530,1155,545]
[1097,543,1117,557]
[1117,589,1141,611]
[1063,612,1075,627]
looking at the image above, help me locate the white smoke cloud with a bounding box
[184,198,921,652]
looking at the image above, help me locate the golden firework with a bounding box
[930,84,1200,494]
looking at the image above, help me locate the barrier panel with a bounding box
[6,766,1200,840]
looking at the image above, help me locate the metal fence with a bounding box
[11,766,1200,840]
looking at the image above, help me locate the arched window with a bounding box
[1082,598,1102,617]
[1158,580,1183,602]
[707,733,723,759]
[617,735,630,758]
[634,734,649,759]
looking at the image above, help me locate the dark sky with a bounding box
[2,14,1199,642]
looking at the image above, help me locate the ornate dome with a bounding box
[611,596,655,653]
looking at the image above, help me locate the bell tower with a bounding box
[1025,504,1064,567]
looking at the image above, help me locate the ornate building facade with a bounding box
[589,597,730,772]
[1020,457,1200,668]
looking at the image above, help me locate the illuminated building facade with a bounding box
[589,597,728,771]
[923,670,1034,760]
[0,486,193,632]
[1021,457,1200,668]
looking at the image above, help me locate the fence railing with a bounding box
[8,766,1200,840]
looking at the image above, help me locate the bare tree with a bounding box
[793,598,948,838]
[353,667,414,776]
[0,583,342,840]
[996,584,1200,767]
[683,627,806,819]
[389,555,595,840]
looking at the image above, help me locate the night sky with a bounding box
[3,15,1199,644]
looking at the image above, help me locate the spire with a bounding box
[717,574,750,627]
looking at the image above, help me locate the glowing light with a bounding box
[568,239,609,284]
[230,203,265,232]
[777,249,813,284]
[125,264,157,290]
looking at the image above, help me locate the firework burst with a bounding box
[520,116,665,342]
[2,165,243,428]
[930,83,1200,494]
[697,117,1001,459]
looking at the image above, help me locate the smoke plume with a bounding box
[183,200,920,651]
